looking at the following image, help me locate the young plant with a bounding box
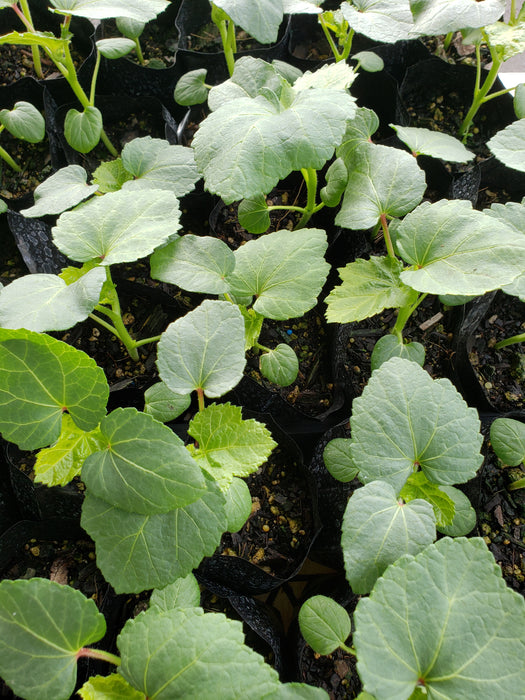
[0,575,326,699]
[490,417,525,491]
[299,537,525,699]
[0,101,45,172]
[0,0,170,155]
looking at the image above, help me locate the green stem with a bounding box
[319,14,343,62]
[11,3,34,32]
[340,27,354,62]
[92,269,140,361]
[443,31,454,52]
[89,311,119,336]
[340,642,356,656]
[18,0,43,77]
[482,85,518,102]
[391,293,428,341]
[197,387,205,412]
[76,647,121,666]
[134,334,162,348]
[510,0,518,24]
[134,37,145,64]
[217,18,235,76]
[254,341,271,353]
[294,168,318,230]
[89,50,101,106]
[458,44,504,141]
[495,332,525,350]
[380,213,395,259]
[508,477,525,491]
[227,17,237,54]
[0,142,22,172]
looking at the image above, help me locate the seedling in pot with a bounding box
[0,100,45,172]
[299,537,525,699]
[0,0,170,155]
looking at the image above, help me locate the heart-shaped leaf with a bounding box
[238,194,271,234]
[299,595,351,655]
[320,157,348,207]
[174,68,209,106]
[323,438,359,482]
[64,106,103,153]
[53,188,181,265]
[0,328,108,450]
[260,343,299,386]
[92,158,133,193]
[370,334,425,371]
[157,300,246,398]
[96,37,135,58]
[337,107,379,161]
[350,357,483,492]
[82,407,206,514]
[342,480,436,594]
[0,578,106,700]
[0,101,45,142]
[144,381,191,423]
[354,537,525,700]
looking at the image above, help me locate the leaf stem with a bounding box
[134,37,145,65]
[294,168,318,229]
[18,0,43,77]
[0,142,22,172]
[495,332,525,350]
[319,14,342,61]
[134,334,162,348]
[458,43,504,141]
[380,213,395,258]
[76,647,121,666]
[340,642,356,656]
[392,293,427,341]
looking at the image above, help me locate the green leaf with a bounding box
[64,106,103,154]
[121,136,199,196]
[238,194,271,234]
[213,0,284,44]
[151,234,235,294]
[0,578,106,700]
[96,37,135,58]
[174,68,209,106]
[150,574,201,611]
[260,343,299,386]
[349,357,483,492]
[79,673,144,700]
[354,537,525,700]
[485,19,525,61]
[298,595,351,655]
[0,101,45,142]
[488,118,525,173]
[223,477,253,532]
[341,0,415,42]
[0,199,6,214]
[325,255,417,324]
[320,157,347,207]
[91,158,134,193]
[144,381,191,422]
[342,480,436,594]
[485,199,525,300]
[187,402,276,489]
[263,684,329,699]
[513,83,525,119]
[0,328,108,450]
[337,107,379,161]
[208,57,287,111]
[82,407,206,514]
[226,228,329,320]
[337,143,426,229]
[436,484,476,536]
[53,188,181,265]
[293,61,356,91]
[410,0,505,34]
[20,165,99,217]
[390,123,474,162]
[81,473,227,593]
[34,414,104,487]
[157,300,246,398]
[370,334,425,371]
[0,30,68,52]
[490,417,525,466]
[397,199,525,295]
[0,267,105,332]
[240,305,264,349]
[323,438,359,482]
[50,0,169,22]
[118,607,281,698]
[400,471,455,528]
[354,50,384,72]
[116,16,145,38]
[193,70,355,203]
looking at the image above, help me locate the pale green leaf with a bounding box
[436,485,476,536]
[337,143,426,229]
[53,188,181,265]
[188,402,276,489]
[157,300,246,398]
[488,118,525,173]
[354,537,525,700]
[79,673,144,700]
[0,267,105,332]
[0,101,45,142]
[226,228,329,320]
[91,158,133,193]
[260,343,299,386]
[82,407,206,514]
[0,328,108,450]
[115,16,145,39]
[96,37,135,58]
[410,0,506,33]
[20,165,99,217]
[514,83,525,119]
[341,0,415,42]
[208,57,287,111]
[0,578,106,700]
[370,334,425,371]
[150,574,201,611]
[240,306,264,349]
[325,256,417,324]
[64,106,103,154]
[0,200,6,214]
[485,19,525,61]
[50,0,169,22]
[121,136,199,196]
[213,0,284,44]
[0,30,67,51]
[354,50,384,72]
[34,414,104,487]
[144,381,191,422]
[485,198,525,300]
[223,477,253,532]
[397,199,525,295]
[174,69,209,106]
[298,595,351,655]
[81,473,226,593]
[490,417,525,466]
[293,61,356,90]
[320,158,347,207]
[399,471,455,528]
[323,438,359,482]
[262,684,329,699]
[342,480,436,594]
[349,357,483,492]
[118,607,280,698]
[337,107,379,161]
[390,124,474,162]
[151,234,235,293]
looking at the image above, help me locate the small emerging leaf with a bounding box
[238,194,271,234]
[78,673,144,700]
[144,381,191,423]
[400,471,455,528]
[91,158,133,193]
[149,574,201,612]
[299,595,351,655]
[174,69,209,106]
[436,484,476,536]
[260,344,299,386]
[323,438,359,482]
[96,37,135,58]
[370,334,425,371]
